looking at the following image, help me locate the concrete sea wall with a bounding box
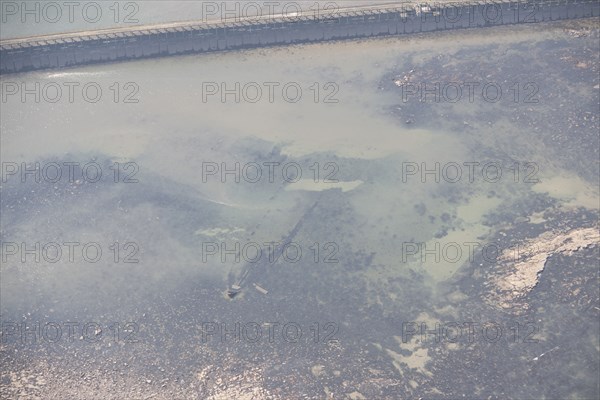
[1,0,598,74]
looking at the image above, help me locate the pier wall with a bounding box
[1,1,598,74]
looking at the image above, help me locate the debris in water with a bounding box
[253,284,268,295]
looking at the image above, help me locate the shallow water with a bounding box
[1,18,599,399]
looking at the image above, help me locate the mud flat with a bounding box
[485,227,599,313]
[1,16,599,400]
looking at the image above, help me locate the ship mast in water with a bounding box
[227,200,320,299]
